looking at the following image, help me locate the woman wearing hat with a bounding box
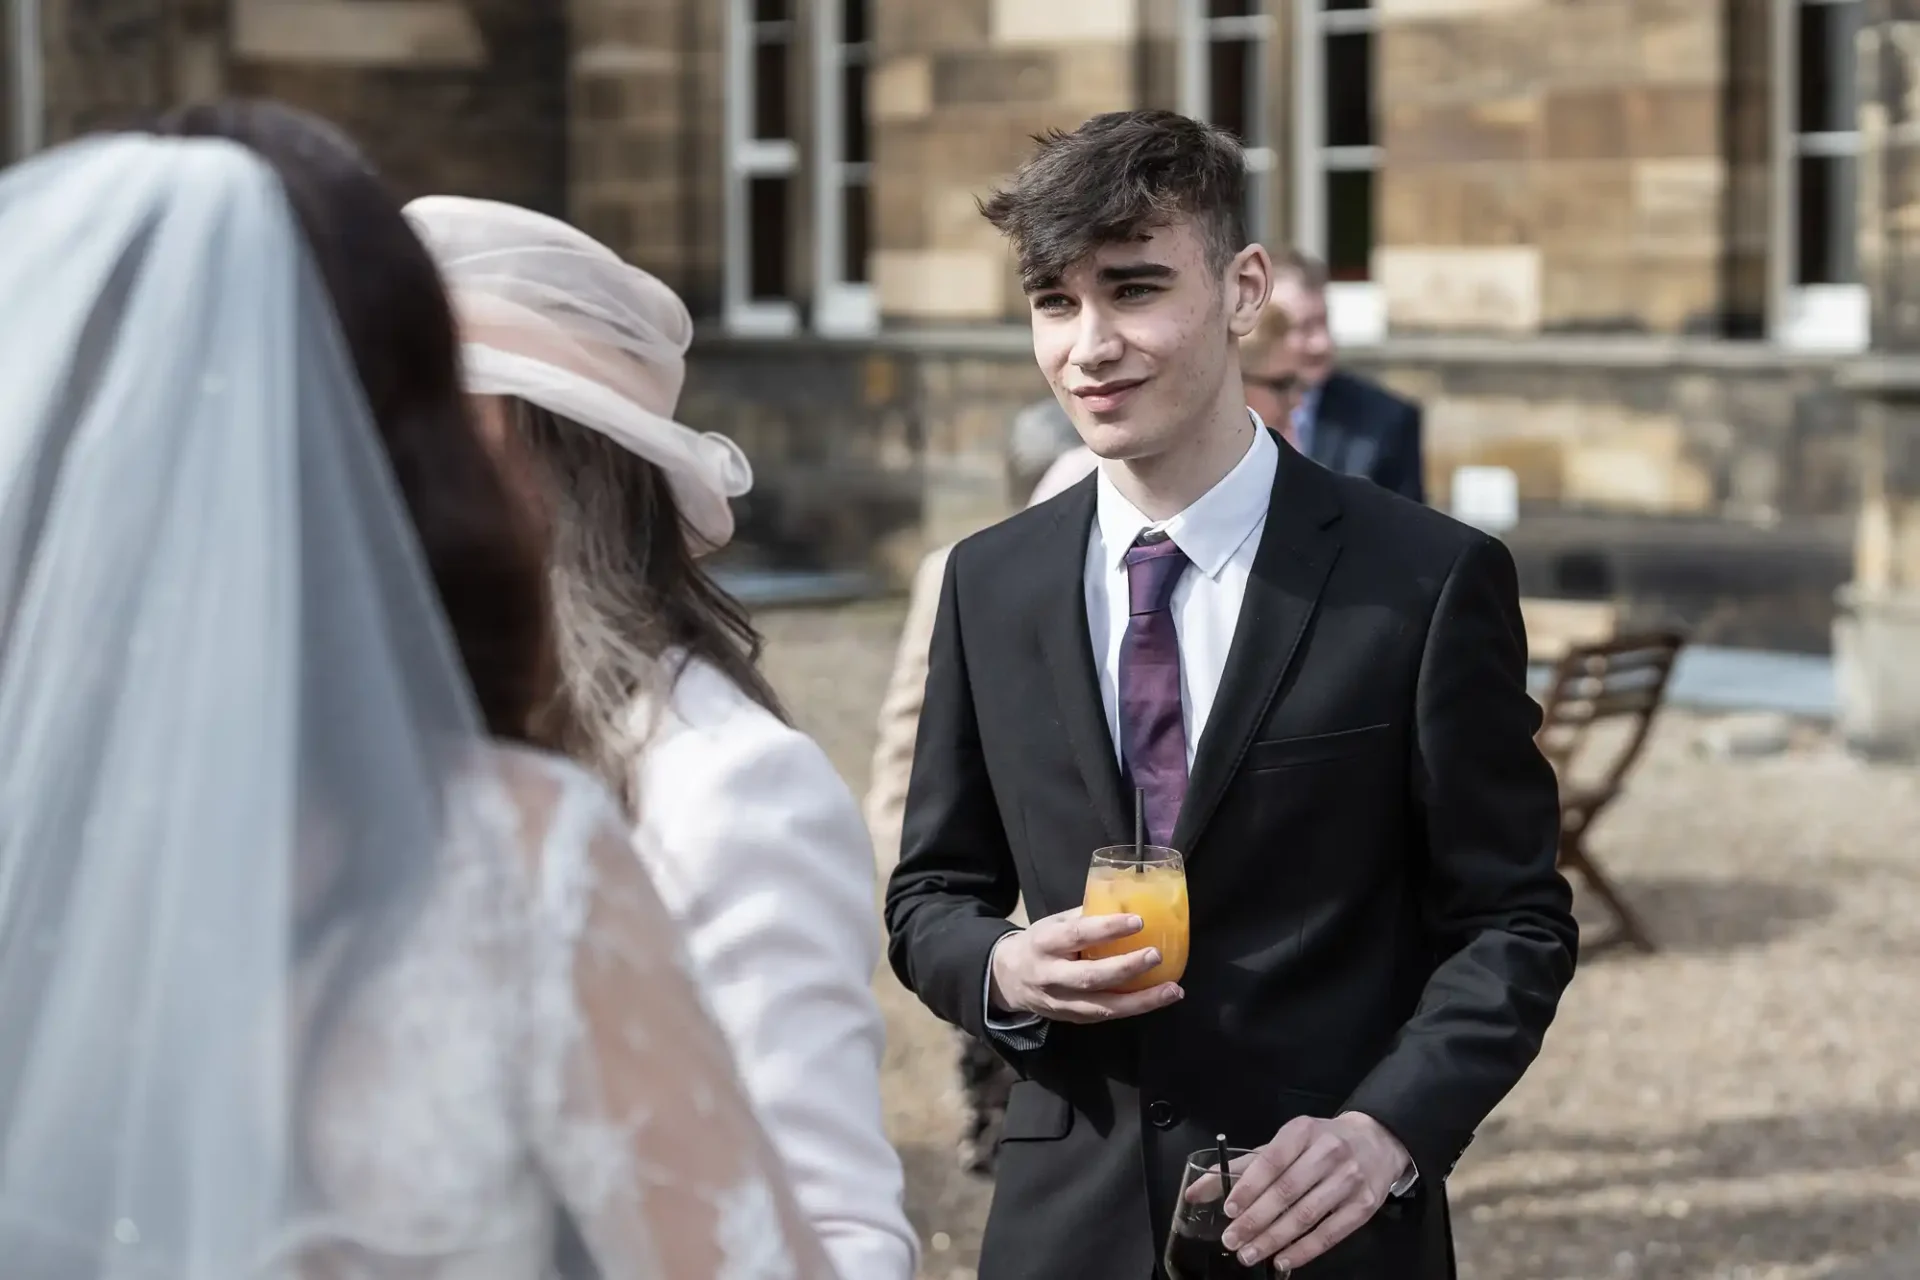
[407,197,917,1280]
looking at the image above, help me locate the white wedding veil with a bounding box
[0,133,491,1274]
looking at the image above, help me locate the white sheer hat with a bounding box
[404,195,751,552]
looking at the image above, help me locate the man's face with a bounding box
[1026,220,1252,464]
[1240,335,1305,433]
[1270,273,1336,388]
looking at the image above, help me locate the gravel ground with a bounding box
[756,601,1920,1280]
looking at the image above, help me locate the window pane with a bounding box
[843,181,871,285]
[753,37,789,140]
[1324,31,1373,148]
[1797,153,1858,285]
[842,0,868,45]
[1209,38,1258,142]
[843,63,869,163]
[1325,168,1373,282]
[1207,0,1254,15]
[749,175,790,300]
[1797,0,1860,135]
[753,0,788,21]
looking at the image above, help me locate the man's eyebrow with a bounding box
[1021,262,1176,294]
[1096,263,1176,283]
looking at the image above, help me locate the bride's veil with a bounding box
[0,133,491,1274]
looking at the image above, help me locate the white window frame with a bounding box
[1772,0,1868,351]
[812,0,877,336]
[1292,0,1384,344]
[724,0,801,337]
[8,0,44,159]
[1177,2,1278,244]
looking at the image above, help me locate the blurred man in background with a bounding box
[865,396,1094,1176]
[1268,249,1427,502]
[1238,300,1306,447]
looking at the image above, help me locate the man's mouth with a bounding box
[1072,379,1146,413]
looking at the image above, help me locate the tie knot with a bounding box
[1124,534,1189,616]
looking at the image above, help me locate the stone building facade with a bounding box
[15,0,1920,674]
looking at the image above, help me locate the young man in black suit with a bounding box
[884,110,1576,1279]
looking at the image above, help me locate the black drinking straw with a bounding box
[1215,1133,1232,1191]
[1133,786,1146,874]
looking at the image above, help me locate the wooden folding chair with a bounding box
[1534,630,1687,953]
[1520,598,1619,664]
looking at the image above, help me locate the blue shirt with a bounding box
[1292,382,1323,458]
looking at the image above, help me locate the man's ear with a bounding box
[1225,244,1274,339]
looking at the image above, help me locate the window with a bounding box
[813,0,876,334]
[1293,0,1383,342]
[1179,0,1276,243]
[1774,0,1866,349]
[724,0,801,335]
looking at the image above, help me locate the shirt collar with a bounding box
[1094,411,1277,580]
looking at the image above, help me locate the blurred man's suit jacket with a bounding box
[1303,369,1426,504]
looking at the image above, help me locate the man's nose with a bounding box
[1070,308,1123,370]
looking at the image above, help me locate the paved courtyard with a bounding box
[757,601,1920,1280]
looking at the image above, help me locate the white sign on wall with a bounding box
[233,0,485,68]
[1450,465,1520,535]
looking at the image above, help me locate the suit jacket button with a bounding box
[1148,1100,1177,1129]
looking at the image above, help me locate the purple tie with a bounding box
[1119,531,1191,847]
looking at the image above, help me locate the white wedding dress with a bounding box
[0,134,840,1280]
[291,747,832,1280]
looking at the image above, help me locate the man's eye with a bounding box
[1116,284,1158,301]
[1033,295,1072,314]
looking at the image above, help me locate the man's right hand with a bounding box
[989,907,1185,1024]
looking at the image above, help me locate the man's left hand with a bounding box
[1203,1111,1410,1273]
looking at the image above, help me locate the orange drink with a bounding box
[1080,845,1188,993]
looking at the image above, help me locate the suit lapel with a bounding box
[1170,442,1344,860]
[1035,478,1133,847]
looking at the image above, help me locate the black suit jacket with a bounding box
[1310,369,1426,503]
[884,440,1577,1279]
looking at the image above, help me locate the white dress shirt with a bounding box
[631,654,919,1280]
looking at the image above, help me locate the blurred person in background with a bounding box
[1236,301,1308,448]
[865,397,1095,1176]
[0,102,835,1280]
[408,195,917,1280]
[1271,248,1426,502]
[866,396,1090,867]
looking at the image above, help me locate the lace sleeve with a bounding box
[516,760,838,1280]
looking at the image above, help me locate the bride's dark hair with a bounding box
[143,100,552,742]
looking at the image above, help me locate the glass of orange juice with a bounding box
[1080,844,1189,993]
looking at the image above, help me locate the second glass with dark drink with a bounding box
[1166,1145,1271,1279]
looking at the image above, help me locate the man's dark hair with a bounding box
[980,110,1249,290]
